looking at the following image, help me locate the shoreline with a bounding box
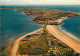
[58,16,80,42]
[47,25,80,53]
[58,25,80,42]
[10,25,80,56]
[8,8,80,55]
[10,29,42,56]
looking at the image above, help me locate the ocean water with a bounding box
[0,5,80,52]
[0,8,42,51]
[61,16,80,39]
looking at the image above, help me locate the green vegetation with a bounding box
[10,8,80,25]
[8,8,80,55]
[18,33,49,55]
[18,28,79,56]
[0,52,10,56]
[44,30,75,56]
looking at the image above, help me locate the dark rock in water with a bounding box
[0,47,6,52]
[9,8,80,25]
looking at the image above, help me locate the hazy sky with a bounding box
[0,0,80,5]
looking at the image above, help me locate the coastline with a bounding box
[58,25,80,42]
[58,16,80,42]
[10,29,42,56]
[8,8,80,55]
[10,25,80,56]
[10,16,80,55]
[57,16,80,42]
[47,25,80,53]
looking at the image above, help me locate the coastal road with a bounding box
[46,25,80,53]
[10,29,42,56]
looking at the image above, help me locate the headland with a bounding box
[1,8,80,56]
[9,8,80,56]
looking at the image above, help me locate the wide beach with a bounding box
[47,25,80,53]
[10,24,80,56]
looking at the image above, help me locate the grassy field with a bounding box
[18,32,49,55]
[17,29,79,56]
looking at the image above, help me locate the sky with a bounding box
[0,0,80,5]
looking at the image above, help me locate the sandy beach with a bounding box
[10,25,80,56]
[10,29,42,56]
[47,25,80,53]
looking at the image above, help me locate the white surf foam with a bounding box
[58,26,80,42]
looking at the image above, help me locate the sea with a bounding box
[0,5,80,53]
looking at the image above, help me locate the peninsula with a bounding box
[1,8,80,56]
[10,8,80,25]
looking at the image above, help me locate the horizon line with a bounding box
[0,5,80,6]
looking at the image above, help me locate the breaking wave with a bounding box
[58,26,80,42]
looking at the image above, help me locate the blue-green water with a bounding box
[0,5,80,52]
[0,8,42,51]
[61,16,80,38]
